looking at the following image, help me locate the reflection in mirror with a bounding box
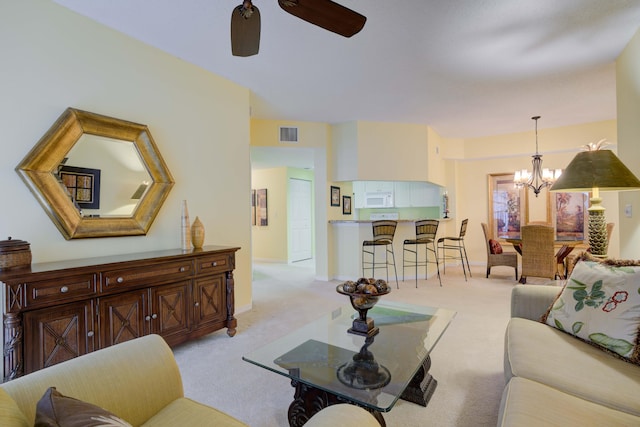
[58,135,152,217]
[16,107,174,239]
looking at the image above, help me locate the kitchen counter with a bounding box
[329,219,448,281]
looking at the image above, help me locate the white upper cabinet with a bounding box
[394,182,412,207]
[394,182,441,207]
[353,180,441,209]
[353,181,365,208]
[364,181,394,193]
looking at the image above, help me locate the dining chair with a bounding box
[519,224,555,283]
[437,219,471,281]
[481,222,518,280]
[402,219,441,287]
[362,220,399,288]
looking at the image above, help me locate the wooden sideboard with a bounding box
[0,245,240,381]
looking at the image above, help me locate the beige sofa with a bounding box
[499,285,640,426]
[0,334,378,426]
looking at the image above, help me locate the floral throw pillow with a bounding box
[543,257,640,365]
[489,239,503,254]
[35,387,132,427]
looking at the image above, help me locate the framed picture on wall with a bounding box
[488,173,528,240]
[342,196,351,215]
[251,189,256,226]
[548,191,588,241]
[330,186,340,206]
[59,165,101,209]
[257,188,268,226]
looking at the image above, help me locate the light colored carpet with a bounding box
[173,262,527,426]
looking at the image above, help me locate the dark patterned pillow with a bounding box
[489,239,503,254]
[35,387,132,427]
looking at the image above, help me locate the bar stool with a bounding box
[362,220,399,288]
[402,219,441,287]
[437,218,471,281]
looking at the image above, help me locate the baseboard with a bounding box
[236,302,252,314]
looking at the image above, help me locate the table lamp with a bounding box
[550,142,640,257]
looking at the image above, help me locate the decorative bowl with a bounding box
[336,278,390,336]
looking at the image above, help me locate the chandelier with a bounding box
[514,116,562,197]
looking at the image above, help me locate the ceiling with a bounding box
[52,0,640,142]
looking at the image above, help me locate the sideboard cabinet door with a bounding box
[193,274,226,331]
[151,280,191,345]
[23,300,95,374]
[98,290,147,348]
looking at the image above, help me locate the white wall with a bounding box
[617,28,640,259]
[1,1,252,309]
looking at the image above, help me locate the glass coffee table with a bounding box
[242,300,456,426]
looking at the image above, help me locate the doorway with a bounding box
[289,178,313,262]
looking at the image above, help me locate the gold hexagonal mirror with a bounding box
[16,108,174,239]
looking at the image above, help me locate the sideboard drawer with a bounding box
[27,274,97,308]
[196,254,231,275]
[102,260,193,290]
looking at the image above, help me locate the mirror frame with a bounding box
[16,108,174,239]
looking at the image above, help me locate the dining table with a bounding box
[501,236,586,281]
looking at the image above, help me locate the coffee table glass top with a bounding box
[242,300,456,412]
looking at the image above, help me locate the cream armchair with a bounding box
[0,335,378,427]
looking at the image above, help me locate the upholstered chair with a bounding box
[481,222,518,280]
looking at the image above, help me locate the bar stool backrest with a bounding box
[372,220,397,244]
[459,218,468,238]
[415,219,439,242]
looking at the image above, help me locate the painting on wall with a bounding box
[549,191,588,240]
[488,173,528,240]
[251,189,256,226]
[257,188,268,226]
[59,165,101,209]
[330,186,340,207]
[342,196,351,215]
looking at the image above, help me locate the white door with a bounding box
[289,178,313,262]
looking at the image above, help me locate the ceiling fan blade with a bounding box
[278,0,366,38]
[231,2,261,57]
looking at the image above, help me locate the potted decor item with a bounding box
[191,216,205,249]
[336,278,390,336]
[0,237,32,271]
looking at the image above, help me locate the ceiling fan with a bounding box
[231,0,366,57]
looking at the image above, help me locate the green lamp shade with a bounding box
[550,150,640,192]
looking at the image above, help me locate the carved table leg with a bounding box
[4,313,23,381]
[400,354,437,407]
[287,380,385,427]
[225,271,237,337]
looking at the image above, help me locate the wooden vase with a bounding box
[191,216,205,249]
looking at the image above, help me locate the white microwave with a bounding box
[364,192,394,208]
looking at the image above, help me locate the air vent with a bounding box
[279,126,298,143]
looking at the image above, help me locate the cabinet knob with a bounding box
[194,302,200,307]
[145,315,151,321]
[60,286,69,293]
[212,262,217,267]
[117,277,124,283]
[87,331,94,337]
[179,266,186,272]
[151,313,158,319]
